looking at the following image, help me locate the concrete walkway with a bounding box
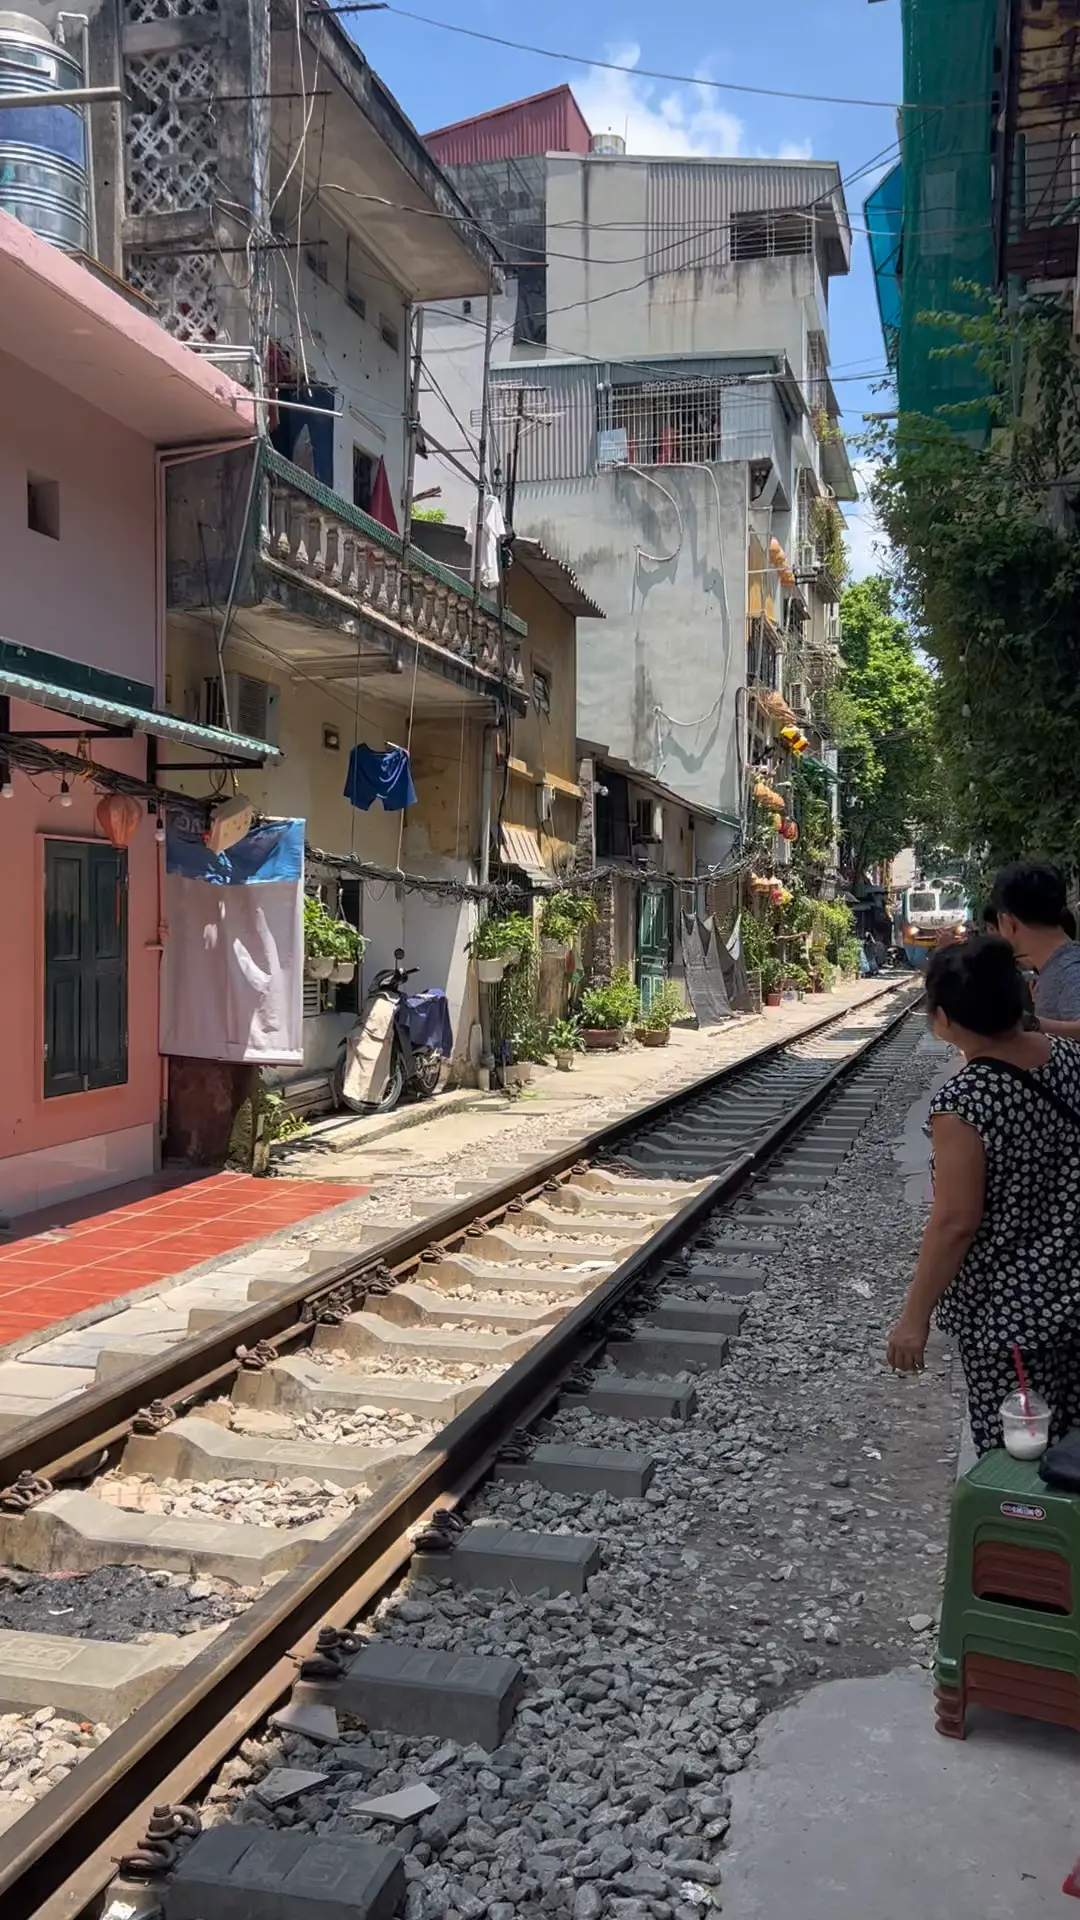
[723,1669,1078,1919]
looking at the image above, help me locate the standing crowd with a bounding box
[888,862,1080,1456]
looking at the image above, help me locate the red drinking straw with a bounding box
[1012,1343,1032,1419]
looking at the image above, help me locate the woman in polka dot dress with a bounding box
[887,936,1080,1456]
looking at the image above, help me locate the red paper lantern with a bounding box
[780,820,799,842]
[96,792,142,848]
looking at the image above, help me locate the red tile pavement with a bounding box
[0,1171,367,1346]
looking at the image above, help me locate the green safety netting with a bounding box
[898,0,997,429]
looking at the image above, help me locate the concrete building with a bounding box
[419,91,857,874]
[0,208,270,1218]
[72,0,546,1106]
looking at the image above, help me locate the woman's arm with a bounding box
[887,1112,986,1372]
[1035,1017,1080,1038]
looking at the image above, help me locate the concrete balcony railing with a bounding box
[262,447,526,690]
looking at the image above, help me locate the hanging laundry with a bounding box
[344,743,417,813]
[466,490,506,589]
[160,818,304,1065]
[368,458,399,534]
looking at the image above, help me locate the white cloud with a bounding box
[844,460,892,581]
[778,138,814,162]
[575,44,745,156]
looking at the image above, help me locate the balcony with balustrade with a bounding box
[165,442,528,720]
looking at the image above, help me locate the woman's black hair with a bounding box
[1063,907,1077,940]
[925,934,1024,1036]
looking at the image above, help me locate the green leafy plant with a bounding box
[760,956,784,997]
[468,912,536,962]
[740,909,771,978]
[411,506,446,522]
[550,1016,584,1053]
[508,1010,551,1064]
[638,979,686,1031]
[837,937,862,977]
[784,963,811,993]
[304,893,365,962]
[540,891,598,944]
[579,965,640,1030]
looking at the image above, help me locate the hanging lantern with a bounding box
[770,886,785,906]
[96,792,142,848]
[781,819,799,842]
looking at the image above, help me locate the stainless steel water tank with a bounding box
[0,11,88,252]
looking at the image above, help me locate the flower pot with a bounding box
[504,1061,534,1088]
[330,960,356,985]
[635,1026,670,1047]
[307,955,334,980]
[582,1027,621,1050]
[765,992,782,1007]
[476,957,506,984]
[554,1049,576,1071]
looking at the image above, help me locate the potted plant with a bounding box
[578,966,639,1049]
[304,894,340,980]
[550,1015,584,1070]
[468,912,535,983]
[787,963,811,1003]
[635,978,685,1047]
[540,891,598,956]
[327,917,366,984]
[760,956,784,1008]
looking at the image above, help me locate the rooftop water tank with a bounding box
[0,11,89,252]
[590,131,626,156]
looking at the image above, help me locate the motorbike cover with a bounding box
[394,989,453,1057]
[343,995,396,1104]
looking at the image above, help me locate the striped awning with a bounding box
[500,824,552,885]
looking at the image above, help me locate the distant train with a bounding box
[896,880,971,969]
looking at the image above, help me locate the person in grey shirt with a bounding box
[991,862,1080,1020]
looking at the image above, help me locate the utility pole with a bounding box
[400,304,425,551]
[470,268,496,624]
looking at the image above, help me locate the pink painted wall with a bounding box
[0,710,162,1166]
[0,347,158,693]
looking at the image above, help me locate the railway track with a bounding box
[0,980,923,1920]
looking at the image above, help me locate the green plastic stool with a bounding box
[935,1451,1080,1737]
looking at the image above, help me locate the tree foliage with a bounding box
[867,292,1080,874]
[830,576,954,883]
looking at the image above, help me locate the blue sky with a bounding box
[353,0,902,575]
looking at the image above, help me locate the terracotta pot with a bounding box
[635,1026,670,1047]
[766,992,782,1007]
[582,1027,621,1050]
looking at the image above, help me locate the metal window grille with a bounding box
[603,378,727,466]
[730,210,813,261]
[747,617,780,690]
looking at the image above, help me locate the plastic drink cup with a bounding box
[1000,1388,1051,1460]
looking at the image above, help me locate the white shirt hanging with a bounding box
[467,492,506,590]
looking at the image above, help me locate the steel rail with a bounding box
[0,985,921,1920]
[0,981,912,1487]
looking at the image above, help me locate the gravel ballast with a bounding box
[196,1023,957,1920]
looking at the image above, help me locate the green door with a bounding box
[44,841,128,1098]
[636,884,671,1015]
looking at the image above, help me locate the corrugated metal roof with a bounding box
[0,670,281,763]
[596,752,720,825]
[425,86,592,167]
[645,160,849,277]
[512,539,606,620]
[490,362,598,483]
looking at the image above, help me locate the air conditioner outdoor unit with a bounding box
[536,783,554,826]
[201,673,280,745]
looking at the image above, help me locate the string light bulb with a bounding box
[1,779,13,800]
[155,818,166,844]
[58,777,73,808]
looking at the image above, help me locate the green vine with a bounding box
[866,290,1080,873]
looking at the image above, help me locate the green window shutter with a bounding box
[44,842,129,1098]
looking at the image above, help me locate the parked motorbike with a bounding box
[333,947,448,1115]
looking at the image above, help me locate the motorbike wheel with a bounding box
[333,1043,406,1115]
[413,1049,442,1099]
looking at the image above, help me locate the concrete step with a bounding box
[411,1524,600,1596]
[561,1375,698,1421]
[0,1623,226,1721]
[0,1489,338,1583]
[121,1413,424,1490]
[314,1312,543,1368]
[606,1328,730,1375]
[339,1641,522,1747]
[644,1295,746,1336]
[494,1442,655,1499]
[232,1355,497,1422]
[370,1281,569,1336]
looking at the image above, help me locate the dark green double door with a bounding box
[636,884,671,1014]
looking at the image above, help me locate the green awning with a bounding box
[0,666,281,764]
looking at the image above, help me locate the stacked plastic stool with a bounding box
[935,1450,1080,1739]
